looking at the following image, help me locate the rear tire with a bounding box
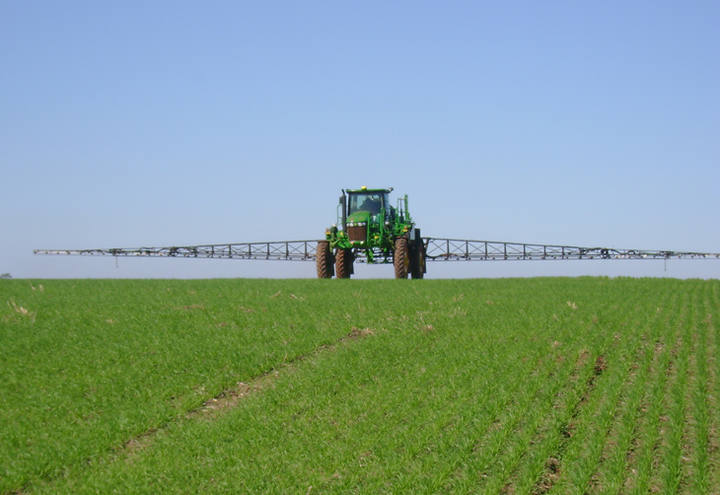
[316,241,333,278]
[335,248,353,279]
[411,239,425,279]
[394,237,409,279]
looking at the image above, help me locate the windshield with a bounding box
[348,192,387,215]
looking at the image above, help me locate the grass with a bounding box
[1,277,718,493]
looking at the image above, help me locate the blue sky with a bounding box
[2,1,719,279]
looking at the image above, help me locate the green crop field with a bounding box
[1,277,719,494]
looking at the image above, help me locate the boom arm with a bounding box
[34,238,720,262]
[34,241,319,261]
[423,238,720,261]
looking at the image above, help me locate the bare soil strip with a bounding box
[543,336,652,494]
[121,326,376,458]
[487,336,605,493]
[587,289,675,493]
[470,347,583,493]
[585,331,654,493]
[530,356,609,494]
[511,348,620,494]
[525,305,648,494]
[443,345,571,491]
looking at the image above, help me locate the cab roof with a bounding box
[345,186,393,194]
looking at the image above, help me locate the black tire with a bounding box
[411,239,425,279]
[335,248,353,279]
[316,241,333,278]
[394,237,409,279]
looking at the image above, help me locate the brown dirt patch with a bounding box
[594,355,607,375]
[532,457,561,494]
[347,327,374,339]
[181,304,205,310]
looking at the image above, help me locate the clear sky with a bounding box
[2,1,719,279]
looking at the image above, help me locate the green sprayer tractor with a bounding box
[34,185,720,277]
[316,187,426,279]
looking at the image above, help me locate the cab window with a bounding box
[349,193,384,215]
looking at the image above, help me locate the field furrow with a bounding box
[475,348,586,493]
[442,336,574,491]
[538,314,650,493]
[518,292,656,493]
[583,296,668,494]
[497,297,639,494]
[120,324,378,461]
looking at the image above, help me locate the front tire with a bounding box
[335,248,353,279]
[394,237,409,279]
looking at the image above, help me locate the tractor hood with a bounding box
[347,210,370,225]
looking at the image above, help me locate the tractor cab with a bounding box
[347,189,390,216]
[339,187,394,231]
